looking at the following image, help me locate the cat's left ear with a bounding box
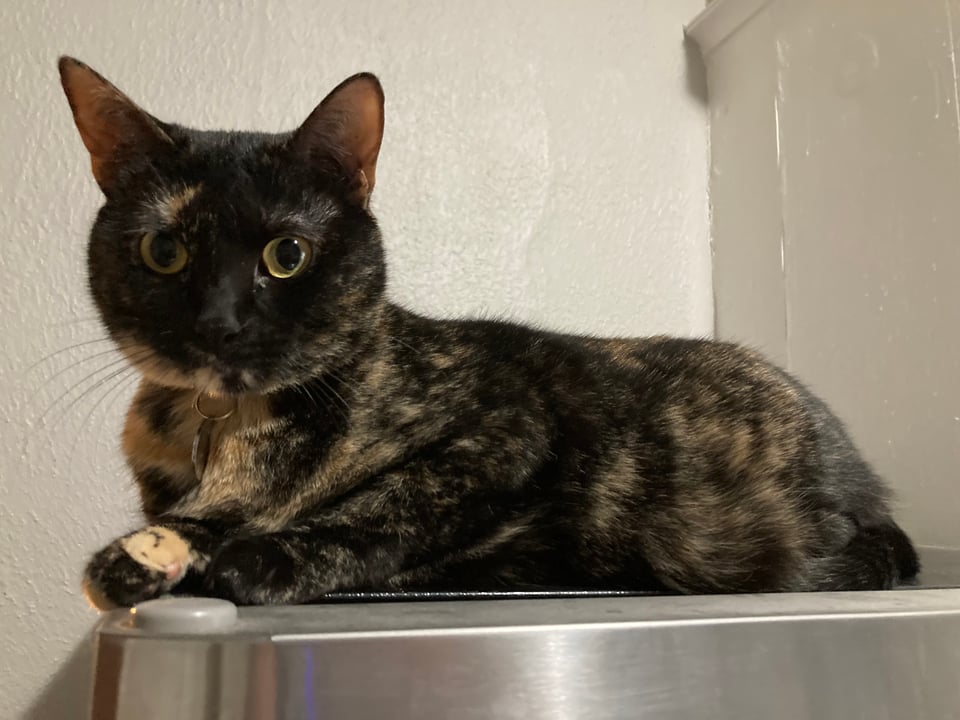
[291,73,384,206]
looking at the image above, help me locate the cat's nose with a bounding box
[197,279,245,351]
[196,311,242,350]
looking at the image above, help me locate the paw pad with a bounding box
[120,526,193,583]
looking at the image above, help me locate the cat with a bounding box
[57,56,919,610]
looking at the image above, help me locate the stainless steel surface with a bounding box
[92,551,960,720]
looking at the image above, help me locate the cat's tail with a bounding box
[817,520,920,591]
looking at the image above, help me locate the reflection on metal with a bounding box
[91,551,960,719]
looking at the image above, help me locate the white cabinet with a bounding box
[687,0,960,548]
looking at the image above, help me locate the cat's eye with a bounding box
[140,231,188,275]
[262,237,312,279]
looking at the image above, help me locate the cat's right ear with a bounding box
[58,57,173,196]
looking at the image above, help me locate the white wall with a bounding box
[0,1,709,716]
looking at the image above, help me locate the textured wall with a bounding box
[0,1,709,716]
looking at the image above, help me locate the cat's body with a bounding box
[58,57,918,609]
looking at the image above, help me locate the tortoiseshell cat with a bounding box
[58,57,919,610]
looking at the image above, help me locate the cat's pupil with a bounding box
[275,239,303,271]
[151,234,178,267]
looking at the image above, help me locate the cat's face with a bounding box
[60,58,386,395]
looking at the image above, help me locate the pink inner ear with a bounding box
[61,63,114,157]
[59,58,171,192]
[335,79,384,188]
[295,73,385,202]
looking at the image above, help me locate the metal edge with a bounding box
[93,588,960,641]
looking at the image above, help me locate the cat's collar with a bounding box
[191,392,237,482]
[193,392,237,421]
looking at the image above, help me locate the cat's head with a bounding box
[59,57,387,395]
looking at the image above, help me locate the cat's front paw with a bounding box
[204,536,300,605]
[83,526,194,610]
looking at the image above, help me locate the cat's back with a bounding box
[396,311,811,427]
[545,332,806,420]
[565,333,840,493]
[578,334,789,389]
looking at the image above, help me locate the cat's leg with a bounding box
[202,525,391,604]
[82,520,225,610]
[202,459,517,605]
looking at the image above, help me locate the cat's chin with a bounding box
[118,343,262,396]
[152,371,260,397]
[184,364,263,396]
[212,368,259,396]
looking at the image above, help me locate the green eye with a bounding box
[262,237,312,279]
[140,232,188,274]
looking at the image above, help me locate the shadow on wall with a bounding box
[683,35,708,105]
[25,635,94,720]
